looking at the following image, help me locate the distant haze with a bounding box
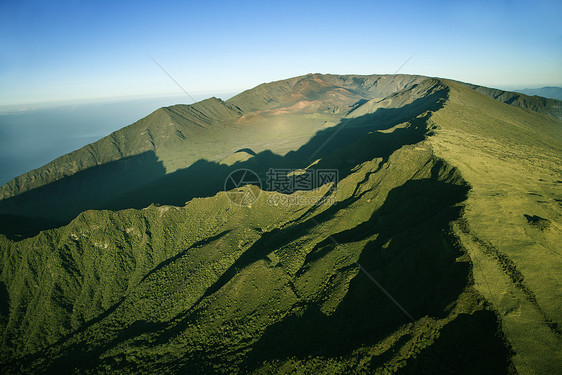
[514,87,562,101]
[1,1,561,107]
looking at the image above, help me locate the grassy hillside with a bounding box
[0,75,435,223]
[0,98,242,200]
[0,74,560,374]
[3,73,558,224]
[460,82,562,120]
[0,133,513,374]
[430,80,562,374]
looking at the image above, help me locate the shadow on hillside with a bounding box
[5,150,512,374]
[397,310,514,374]
[0,83,447,239]
[0,151,166,230]
[0,214,64,241]
[170,174,508,373]
[14,175,481,374]
[238,178,471,370]
[233,177,509,373]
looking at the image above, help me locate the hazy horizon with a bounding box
[2,80,561,112]
[0,92,236,185]
[1,0,561,107]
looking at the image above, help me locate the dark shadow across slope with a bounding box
[0,82,448,235]
[0,151,166,224]
[242,178,470,369]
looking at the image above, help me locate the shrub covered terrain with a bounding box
[0,74,560,374]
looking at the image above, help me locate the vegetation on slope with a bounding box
[3,73,557,223]
[0,137,514,374]
[460,81,562,120]
[0,76,438,223]
[429,80,562,374]
[1,73,560,374]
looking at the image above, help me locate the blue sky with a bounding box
[1,0,561,107]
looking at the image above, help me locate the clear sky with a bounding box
[1,0,561,107]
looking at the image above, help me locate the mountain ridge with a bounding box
[0,73,561,374]
[1,73,560,206]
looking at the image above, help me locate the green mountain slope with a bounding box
[0,74,426,222]
[2,74,559,224]
[0,136,511,374]
[0,74,560,374]
[429,80,562,374]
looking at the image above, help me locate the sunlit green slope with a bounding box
[0,74,560,374]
